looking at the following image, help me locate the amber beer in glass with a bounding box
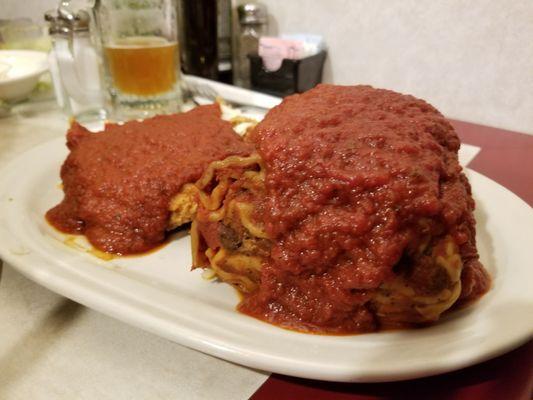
[95,0,181,120]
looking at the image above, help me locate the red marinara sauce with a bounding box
[47,105,253,255]
[240,84,490,333]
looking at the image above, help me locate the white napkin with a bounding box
[459,143,481,166]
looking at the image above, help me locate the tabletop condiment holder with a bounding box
[248,50,326,97]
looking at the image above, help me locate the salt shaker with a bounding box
[45,6,105,123]
[234,2,267,88]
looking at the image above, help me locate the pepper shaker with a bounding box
[234,2,267,88]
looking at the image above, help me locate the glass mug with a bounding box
[47,0,182,122]
[94,0,182,120]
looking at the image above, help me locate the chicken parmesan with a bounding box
[189,85,490,333]
[47,104,253,255]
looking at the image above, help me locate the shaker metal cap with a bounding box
[44,8,90,35]
[237,3,267,25]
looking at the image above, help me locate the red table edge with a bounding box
[251,120,533,400]
[450,120,533,207]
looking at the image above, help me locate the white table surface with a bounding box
[0,101,269,400]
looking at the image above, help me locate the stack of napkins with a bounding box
[258,34,326,71]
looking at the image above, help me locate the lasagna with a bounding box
[189,85,490,333]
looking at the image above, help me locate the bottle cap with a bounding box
[238,3,267,25]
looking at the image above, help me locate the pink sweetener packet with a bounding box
[258,37,305,71]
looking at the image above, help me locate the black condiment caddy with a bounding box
[248,51,327,97]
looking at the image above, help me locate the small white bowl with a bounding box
[0,50,48,102]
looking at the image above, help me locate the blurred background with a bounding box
[2,0,532,133]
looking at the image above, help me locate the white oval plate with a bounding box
[0,137,531,382]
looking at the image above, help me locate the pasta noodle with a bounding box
[188,153,267,294]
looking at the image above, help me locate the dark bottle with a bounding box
[216,0,233,83]
[179,0,218,79]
